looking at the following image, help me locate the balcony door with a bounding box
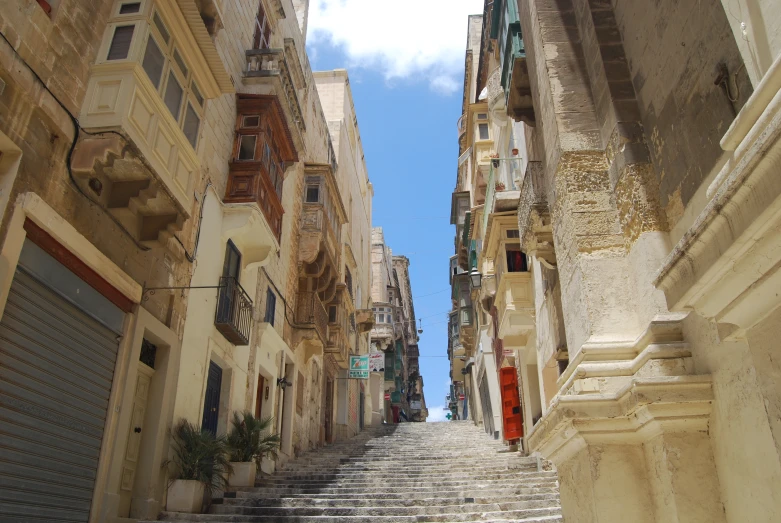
[217,240,241,325]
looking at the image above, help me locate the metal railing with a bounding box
[296,291,328,344]
[214,277,253,345]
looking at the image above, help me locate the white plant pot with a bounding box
[228,461,257,487]
[166,479,205,513]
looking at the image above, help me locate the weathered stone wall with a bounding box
[0,0,193,330]
[610,0,751,237]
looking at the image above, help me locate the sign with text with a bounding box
[410,401,422,410]
[348,355,369,379]
[368,352,385,372]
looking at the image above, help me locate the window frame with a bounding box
[253,1,272,50]
[103,4,206,150]
[264,288,276,325]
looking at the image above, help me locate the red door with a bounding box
[499,367,523,441]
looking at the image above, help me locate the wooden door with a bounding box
[255,375,265,418]
[324,378,334,443]
[202,361,223,435]
[119,363,154,515]
[499,366,523,441]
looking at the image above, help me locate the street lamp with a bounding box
[469,268,482,289]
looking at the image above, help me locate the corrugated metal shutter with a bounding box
[0,267,121,522]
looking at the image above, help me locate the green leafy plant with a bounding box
[226,412,281,466]
[166,419,232,493]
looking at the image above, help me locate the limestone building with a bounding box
[452,0,781,522]
[370,227,425,423]
[0,1,375,521]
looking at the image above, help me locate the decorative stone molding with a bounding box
[654,55,781,335]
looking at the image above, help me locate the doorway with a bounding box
[255,374,266,419]
[202,361,222,435]
[324,377,334,443]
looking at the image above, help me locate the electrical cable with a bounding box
[0,29,205,260]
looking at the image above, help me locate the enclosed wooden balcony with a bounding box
[502,23,534,125]
[243,42,306,154]
[296,290,328,345]
[325,286,352,367]
[224,94,299,243]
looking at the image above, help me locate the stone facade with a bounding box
[0,1,376,521]
[451,0,781,521]
[369,228,425,423]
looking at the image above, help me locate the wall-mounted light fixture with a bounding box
[469,268,482,289]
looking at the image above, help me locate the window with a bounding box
[243,115,260,128]
[134,10,204,149]
[328,306,337,324]
[163,71,184,119]
[253,1,272,49]
[506,229,520,239]
[264,288,276,325]
[345,267,353,299]
[142,36,165,88]
[305,185,320,203]
[223,240,241,280]
[107,26,135,60]
[477,113,488,120]
[238,135,257,160]
[119,2,141,14]
[506,249,528,272]
[478,123,490,141]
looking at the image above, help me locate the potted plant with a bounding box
[165,419,232,513]
[495,182,506,191]
[226,412,281,487]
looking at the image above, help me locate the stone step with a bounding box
[216,493,560,508]
[154,510,563,522]
[228,485,559,499]
[210,498,560,517]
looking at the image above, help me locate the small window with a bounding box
[328,306,337,324]
[142,36,165,88]
[478,123,489,140]
[183,103,201,148]
[173,48,189,77]
[506,249,528,273]
[107,25,135,61]
[477,113,488,120]
[164,71,184,119]
[238,135,257,160]
[262,143,271,168]
[222,240,242,280]
[506,229,520,239]
[153,12,170,43]
[305,185,319,203]
[119,2,141,14]
[243,115,260,128]
[264,288,276,325]
[192,82,204,107]
[139,338,157,369]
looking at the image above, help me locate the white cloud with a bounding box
[308,0,484,94]
[426,405,450,423]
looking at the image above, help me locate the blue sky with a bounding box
[307,0,483,421]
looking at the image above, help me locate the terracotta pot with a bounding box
[228,461,257,487]
[512,148,519,156]
[166,479,205,513]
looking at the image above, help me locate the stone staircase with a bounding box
[151,421,563,522]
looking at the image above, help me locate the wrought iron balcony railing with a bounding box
[215,277,253,345]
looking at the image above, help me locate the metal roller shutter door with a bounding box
[0,268,121,523]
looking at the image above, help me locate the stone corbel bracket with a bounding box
[528,375,714,464]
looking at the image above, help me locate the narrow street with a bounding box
[147,422,562,522]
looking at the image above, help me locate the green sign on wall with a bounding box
[348,355,369,379]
